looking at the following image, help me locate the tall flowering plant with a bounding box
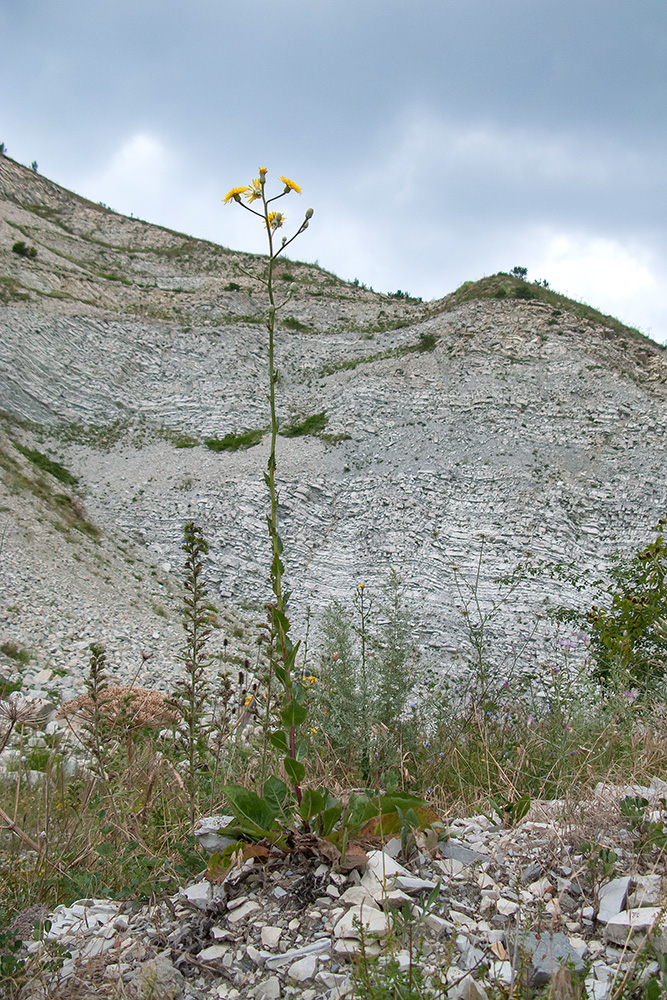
[223,170,313,801]
[214,172,433,857]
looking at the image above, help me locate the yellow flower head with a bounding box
[280,175,301,194]
[259,167,268,181]
[265,211,285,231]
[223,185,249,204]
[246,179,263,203]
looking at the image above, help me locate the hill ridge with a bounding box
[1,153,666,684]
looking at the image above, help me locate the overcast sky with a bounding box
[2,0,666,342]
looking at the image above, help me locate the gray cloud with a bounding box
[2,0,665,339]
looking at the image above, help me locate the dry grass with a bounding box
[58,686,180,731]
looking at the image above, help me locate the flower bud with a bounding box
[305,208,314,219]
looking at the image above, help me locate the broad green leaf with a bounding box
[269,730,289,753]
[281,700,308,729]
[299,788,326,822]
[346,793,379,832]
[320,803,343,836]
[222,785,277,837]
[263,775,290,814]
[283,757,306,784]
[380,791,430,813]
[358,805,441,837]
[95,843,114,857]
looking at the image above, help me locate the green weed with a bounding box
[14,445,78,486]
[280,411,328,437]
[205,427,267,451]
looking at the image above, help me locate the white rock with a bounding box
[451,974,489,1000]
[365,850,411,881]
[247,944,263,965]
[436,858,465,876]
[627,874,663,908]
[333,904,390,940]
[199,944,230,961]
[253,976,281,1000]
[261,925,282,949]
[180,881,212,909]
[333,938,381,957]
[605,907,667,949]
[449,911,478,930]
[487,960,513,986]
[585,980,611,1000]
[288,954,318,981]
[597,877,631,924]
[265,939,331,970]
[340,886,380,907]
[227,894,249,910]
[496,898,519,916]
[395,875,438,892]
[227,900,261,924]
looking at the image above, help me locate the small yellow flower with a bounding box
[223,185,249,204]
[246,179,263,203]
[265,211,285,231]
[244,694,254,707]
[280,175,301,194]
[357,582,365,590]
[258,167,268,181]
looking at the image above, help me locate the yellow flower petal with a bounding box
[280,175,301,194]
[245,179,263,203]
[223,185,249,204]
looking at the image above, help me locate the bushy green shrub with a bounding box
[586,519,667,693]
[11,241,37,260]
[314,574,418,779]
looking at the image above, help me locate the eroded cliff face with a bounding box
[1,153,666,681]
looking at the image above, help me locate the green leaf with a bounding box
[263,775,290,814]
[299,788,326,822]
[645,978,661,1000]
[283,757,306,784]
[281,700,308,729]
[285,642,301,670]
[269,730,289,753]
[320,803,343,836]
[380,791,429,814]
[274,665,289,687]
[222,785,277,837]
[271,607,290,635]
[95,843,114,857]
[346,793,379,831]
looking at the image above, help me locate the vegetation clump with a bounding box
[14,444,78,486]
[204,427,266,452]
[280,410,328,437]
[11,242,37,260]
